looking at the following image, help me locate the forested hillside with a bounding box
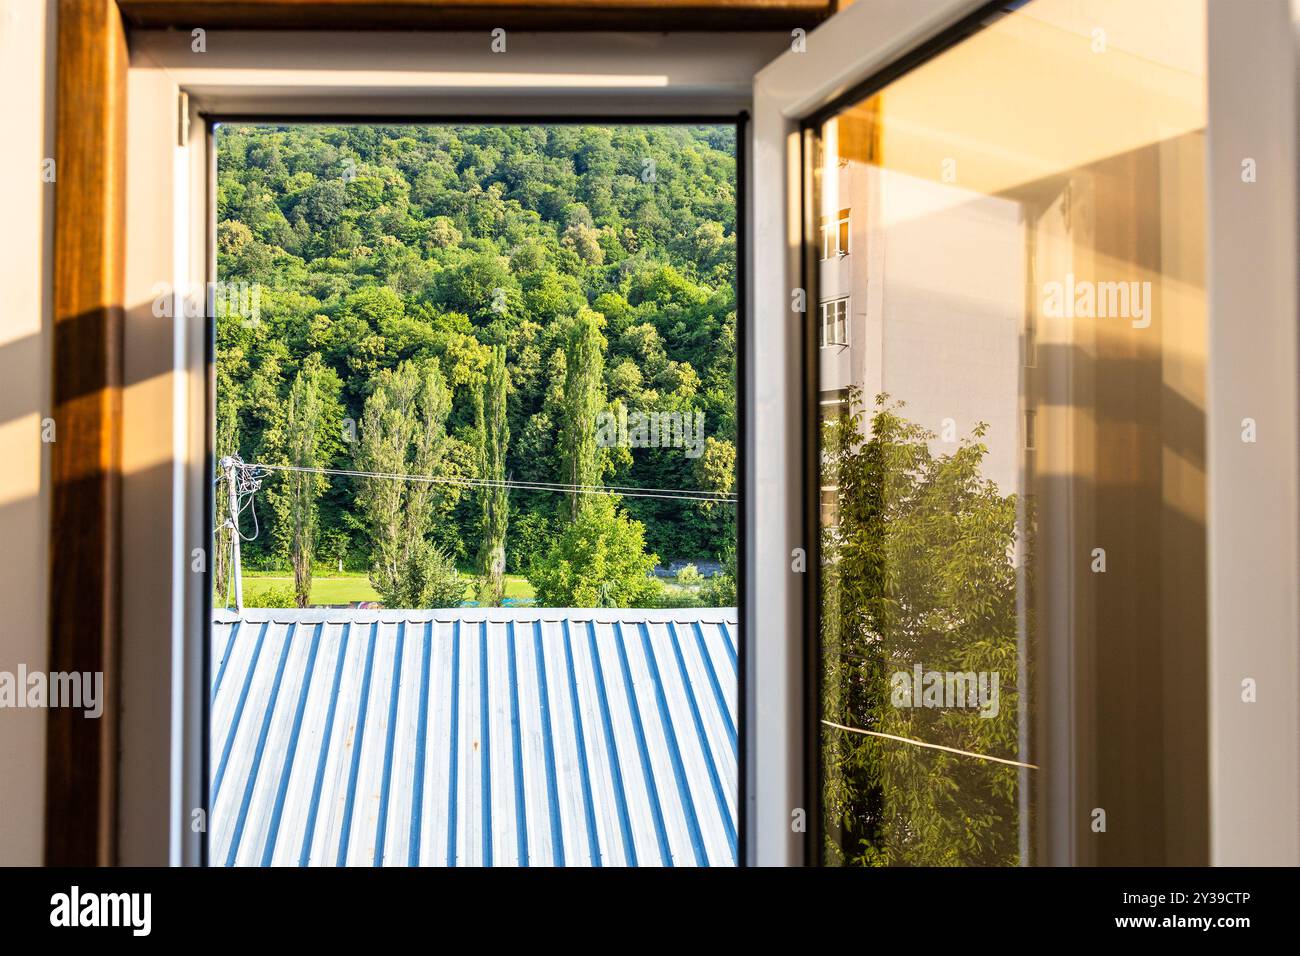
[214,123,738,607]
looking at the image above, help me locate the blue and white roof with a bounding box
[210,607,738,867]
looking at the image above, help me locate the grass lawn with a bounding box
[240,570,535,607]
[235,572,712,610]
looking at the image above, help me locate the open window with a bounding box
[47,0,1300,868]
[747,0,1300,867]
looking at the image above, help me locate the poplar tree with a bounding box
[355,359,463,608]
[265,354,341,607]
[557,309,606,522]
[476,344,510,605]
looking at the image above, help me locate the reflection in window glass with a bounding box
[821,298,850,348]
[814,0,1207,866]
[821,208,852,259]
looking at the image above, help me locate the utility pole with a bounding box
[221,455,244,612]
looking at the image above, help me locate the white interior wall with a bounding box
[0,0,55,866]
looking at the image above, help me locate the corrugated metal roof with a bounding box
[210,607,738,866]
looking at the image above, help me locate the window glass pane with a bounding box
[813,0,1207,866]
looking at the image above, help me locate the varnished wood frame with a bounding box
[49,0,129,867]
[118,0,835,31]
[51,0,830,868]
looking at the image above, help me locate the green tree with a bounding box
[214,123,743,591]
[320,527,351,572]
[528,495,660,608]
[354,359,462,607]
[694,434,737,547]
[475,344,510,605]
[820,390,1021,866]
[507,510,553,575]
[264,354,341,607]
[557,308,606,522]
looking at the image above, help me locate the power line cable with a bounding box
[250,461,737,505]
[820,719,1039,770]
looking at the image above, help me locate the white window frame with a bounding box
[750,0,1300,867]
[122,29,788,867]
[820,208,850,259]
[819,297,850,347]
[1204,0,1300,866]
[120,0,1300,868]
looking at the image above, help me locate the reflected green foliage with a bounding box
[821,390,1023,866]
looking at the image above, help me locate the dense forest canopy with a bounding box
[214,123,738,606]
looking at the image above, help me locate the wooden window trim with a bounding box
[117,0,836,31]
[49,0,129,868]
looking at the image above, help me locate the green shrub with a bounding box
[700,548,737,607]
[527,496,659,608]
[635,587,703,610]
[377,539,464,609]
[251,585,297,608]
[676,564,703,586]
